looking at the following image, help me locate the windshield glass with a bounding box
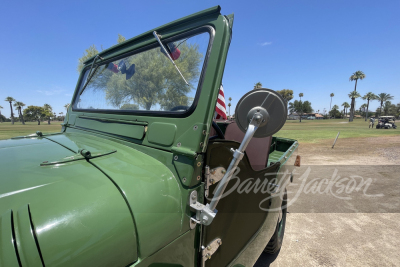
[74,31,211,113]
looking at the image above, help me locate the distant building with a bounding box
[288,113,300,120]
[315,113,323,119]
[304,113,324,119]
[346,115,362,119]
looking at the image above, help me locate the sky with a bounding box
[0,0,399,118]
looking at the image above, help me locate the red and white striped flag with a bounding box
[215,85,227,120]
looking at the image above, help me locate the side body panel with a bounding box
[231,139,299,267]
[203,140,281,267]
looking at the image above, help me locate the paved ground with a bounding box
[254,136,400,267]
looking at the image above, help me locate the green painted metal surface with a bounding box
[0,5,298,267]
[0,6,234,266]
[0,137,137,266]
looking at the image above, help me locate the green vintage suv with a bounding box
[0,6,299,267]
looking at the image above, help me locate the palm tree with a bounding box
[360,103,367,118]
[299,93,304,122]
[64,104,70,110]
[341,102,348,117]
[5,97,16,124]
[349,71,366,121]
[376,93,394,117]
[0,105,3,122]
[361,92,377,121]
[43,104,53,124]
[330,93,334,112]
[254,82,262,89]
[341,102,350,117]
[59,112,64,121]
[13,101,26,124]
[348,91,361,118]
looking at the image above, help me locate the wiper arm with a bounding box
[80,55,104,95]
[153,31,189,86]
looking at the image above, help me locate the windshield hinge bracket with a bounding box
[189,190,217,226]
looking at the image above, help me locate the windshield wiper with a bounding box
[80,55,104,95]
[153,31,189,86]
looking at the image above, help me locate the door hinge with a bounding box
[202,238,222,263]
[204,166,226,198]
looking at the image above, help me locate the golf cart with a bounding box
[376,116,397,129]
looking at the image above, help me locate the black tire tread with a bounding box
[263,191,287,254]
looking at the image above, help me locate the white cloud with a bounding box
[259,41,272,46]
[36,88,65,96]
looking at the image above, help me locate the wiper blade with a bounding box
[80,55,104,95]
[153,31,189,86]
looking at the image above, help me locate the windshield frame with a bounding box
[72,26,215,118]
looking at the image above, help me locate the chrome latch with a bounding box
[205,166,226,197]
[202,238,222,263]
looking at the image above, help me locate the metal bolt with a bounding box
[197,176,201,180]
[197,162,201,167]
[202,130,206,135]
[191,193,197,200]
[207,245,211,250]
[210,179,214,184]
[217,240,222,245]
[177,142,181,147]
[206,253,211,259]
[193,125,198,130]
[202,216,208,222]
[174,155,178,160]
[199,142,204,147]
[221,169,226,174]
[183,177,187,183]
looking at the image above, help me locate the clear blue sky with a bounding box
[1,0,399,118]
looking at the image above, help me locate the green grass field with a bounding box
[0,122,62,140]
[276,118,399,143]
[0,119,398,143]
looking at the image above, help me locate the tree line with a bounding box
[0,98,69,125]
[254,70,399,123]
[254,82,312,122]
[329,71,398,121]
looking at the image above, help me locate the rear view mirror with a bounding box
[235,88,287,138]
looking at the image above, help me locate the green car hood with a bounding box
[43,131,183,258]
[0,131,183,265]
[0,136,138,266]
